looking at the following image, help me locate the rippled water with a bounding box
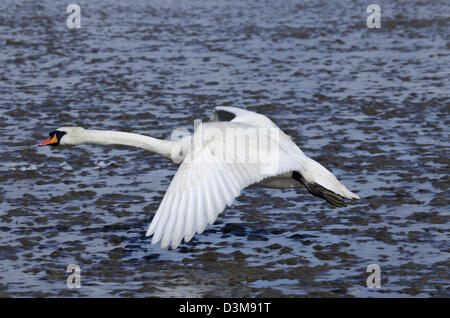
[0,0,448,297]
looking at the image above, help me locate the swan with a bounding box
[38,106,360,249]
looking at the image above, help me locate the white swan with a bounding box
[39,106,360,249]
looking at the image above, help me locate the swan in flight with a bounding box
[39,107,360,249]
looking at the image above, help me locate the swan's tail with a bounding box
[293,156,361,207]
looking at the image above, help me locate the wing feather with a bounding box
[146,122,304,248]
[146,109,360,249]
[184,188,196,242]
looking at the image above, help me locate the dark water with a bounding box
[0,0,448,297]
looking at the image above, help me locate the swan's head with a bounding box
[38,127,86,147]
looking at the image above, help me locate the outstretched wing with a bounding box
[146,122,303,249]
[214,106,360,202]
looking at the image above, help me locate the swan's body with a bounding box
[39,106,360,249]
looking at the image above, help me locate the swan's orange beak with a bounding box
[39,134,58,147]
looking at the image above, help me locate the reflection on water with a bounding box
[0,0,448,297]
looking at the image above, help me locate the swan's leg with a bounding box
[292,171,346,207]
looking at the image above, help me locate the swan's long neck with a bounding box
[78,130,176,159]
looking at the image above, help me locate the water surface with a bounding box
[0,0,448,297]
